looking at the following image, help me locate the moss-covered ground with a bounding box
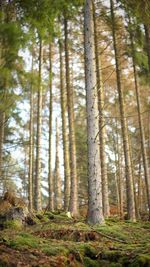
[0,212,150,267]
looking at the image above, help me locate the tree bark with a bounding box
[129,136,140,219]
[129,24,150,219]
[48,44,54,211]
[84,0,104,225]
[137,158,142,213]
[110,0,136,221]
[28,56,34,211]
[0,112,5,187]
[35,38,43,211]
[54,118,62,210]
[117,139,124,218]
[59,40,70,211]
[64,18,79,217]
[144,24,150,72]
[93,2,110,218]
[113,127,121,215]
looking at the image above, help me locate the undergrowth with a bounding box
[0,212,149,267]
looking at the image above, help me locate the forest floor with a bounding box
[0,212,150,267]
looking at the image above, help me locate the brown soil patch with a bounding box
[0,244,83,267]
[34,229,100,242]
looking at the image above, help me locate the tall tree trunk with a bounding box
[114,134,121,215]
[137,158,142,214]
[117,139,124,218]
[28,56,34,211]
[93,1,110,218]
[32,116,35,208]
[129,25,150,219]
[115,95,124,218]
[0,112,5,188]
[144,24,150,72]
[129,137,140,219]
[35,38,43,211]
[64,18,78,217]
[48,44,54,211]
[59,40,70,211]
[84,0,104,225]
[110,0,136,221]
[54,119,62,210]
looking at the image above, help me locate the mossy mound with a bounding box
[0,212,149,267]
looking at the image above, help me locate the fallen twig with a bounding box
[89,226,127,244]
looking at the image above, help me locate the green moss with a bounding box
[42,246,69,256]
[3,220,22,230]
[83,257,99,267]
[73,222,90,231]
[109,263,122,267]
[100,250,123,261]
[130,254,150,267]
[0,213,150,267]
[83,244,97,259]
[94,224,127,241]
[106,217,120,223]
[0,258,10,267]
[8,232,41,249]
[34,212,50,223]
[141,222,150,230]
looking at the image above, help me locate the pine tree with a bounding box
[28,54,34,211]
[128,19,150,219]
[84,0,104,225]
[64,18,79,217]
[110,0,136,221]
[93,1,110,218]
[35,38,43,211]
[59,40,70,211]
[54,118,62,210]
[48,44,54,211]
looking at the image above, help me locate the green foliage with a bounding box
[119,0,150,24]
[16,0,84,40]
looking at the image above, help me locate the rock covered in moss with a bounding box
[0,192,30,229]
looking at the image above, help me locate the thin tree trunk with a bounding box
[115,92,124,218]
[110,0,136,221]
[48,44,54,211]
[59,40,70,211]
[35,38,43,211]
[32,114,35,208]
[0,0,5,192]
[148,113,150,166]
[117,140,124,218]
[0,112,5,187]
[144,24,150,72]
[129,25,150,220]
[54,119,62,210]
[64,18,78,217]
[129,137,140,219]
[84,0,104,225]
[137,157,142,214]
[93,1,110,218]
[28,56,34,211]
[114,132,121,215]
